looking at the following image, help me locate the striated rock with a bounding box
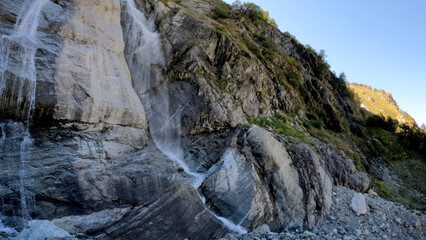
[51,176,227,240]
[0,127,228,239]
[288,143,333,229]
[245,125,305,229]
[52,208,132,234]
[200,126,332,231]
[351,193,367,216]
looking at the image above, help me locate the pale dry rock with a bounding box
[351,193,367,216]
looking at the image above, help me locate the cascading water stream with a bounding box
[0,0,48,222]
[121,0,205,187]
[121,0,247,234]
[0,0,48,121]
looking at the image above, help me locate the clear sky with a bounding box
[224,0,426,125]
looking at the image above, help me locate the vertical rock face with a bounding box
[0,0,148,130]
[47,0,147,129]
[1,0,142,131]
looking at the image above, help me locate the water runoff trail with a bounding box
[0,0,49,223]
[121,0,247,234]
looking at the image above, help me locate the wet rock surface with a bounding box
[0,125,227,239]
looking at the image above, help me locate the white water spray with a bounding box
[121,0,205,186]
[121,0,247,234]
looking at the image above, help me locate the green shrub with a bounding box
[352,152,366,172]
[399,124,426,156]
[240,2,277,27]
[303,112,324,130]
[365,115,398,132]
[241,35,262,59]
[254,34,277,51]
[212,3,230,19]
[392,159,426,195]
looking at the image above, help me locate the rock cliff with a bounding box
[0,0,424,239]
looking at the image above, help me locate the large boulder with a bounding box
[200,126,332,231]
[13,220,76,240]
[351,193,367,216]
[317,143,371,192]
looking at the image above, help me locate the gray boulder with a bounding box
[351,193,367,216]
[201,126,332,231]
[13,220,76,240]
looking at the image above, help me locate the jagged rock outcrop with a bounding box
[136,0,357,135]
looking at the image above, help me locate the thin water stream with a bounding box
[0,0,48,222]
[121,0,247,234]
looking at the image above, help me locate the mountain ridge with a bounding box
[348,82,417,127]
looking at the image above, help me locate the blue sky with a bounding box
[224,0,426,125]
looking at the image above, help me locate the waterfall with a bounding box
[0,122,35,221]
[121,0,247,234]
[0,0,48,121]
[121,0,204,185]
[0,0,48,222]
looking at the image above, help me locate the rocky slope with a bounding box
[223,186,426,240]
[0,0,424,239]
[347,83,416,126]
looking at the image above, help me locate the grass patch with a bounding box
[374,179,426,211]
[215,78,236,92]
[351,152,366,172]
[247,114,308,143]
[211,2,230,19]
[241,35,262,60]
[347,83,416,127]
[391,159,426,196]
